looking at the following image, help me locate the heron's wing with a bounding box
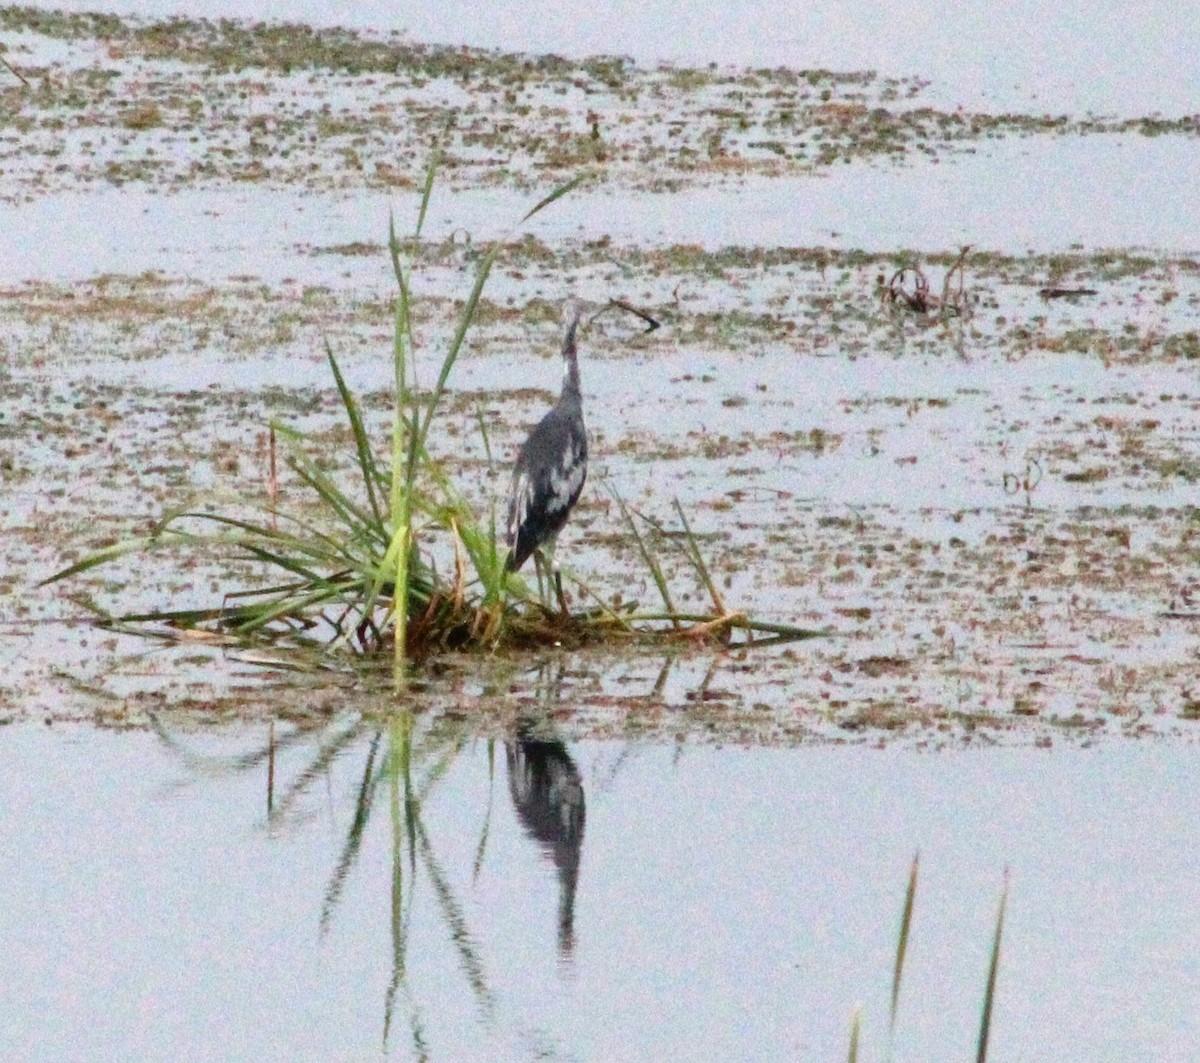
[505,405,587,570]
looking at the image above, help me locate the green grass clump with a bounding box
[44,152,822,672]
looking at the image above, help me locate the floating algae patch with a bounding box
[2,8,1200,201]
[6,234,1200,738]
[4,10,1200,738]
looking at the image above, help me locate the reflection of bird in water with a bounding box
[506,726,586,959]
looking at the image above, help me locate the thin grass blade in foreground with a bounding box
[670,497,729,616]
[890,851,920,1041]
[976,869,1009,1063]
[847,1004,862,1063]
[324,338,386,531]
[519,171,593,223]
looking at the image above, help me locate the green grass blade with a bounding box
[393,394,424,670]
[38,534,178,586]
[416,240,502,449]
[609,485,678,625]
[324,337,385,531]
[417,174,585,452]
[485,503,504,603]
[283,452,388,548]
[387,209,405,285]
[977,870,1010,1063]
[474,400,494,470]
[189,507,376,569]
[40,513,359,594]
[414,138,443,238]
[163,511,369,573]
[386,191,424,672]
[847,1005,862,1063]
[391,521,412,668]
[890,851,920,1040]
[111,603,266,629]
[520,171,593,223]
[235,543,334,584]
[671,497,727,615]
[387,209,414,392]
[232,584,353,634]
[388,210,416,547]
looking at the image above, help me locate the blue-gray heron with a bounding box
[505,297,658,615]
[505,298,588,585]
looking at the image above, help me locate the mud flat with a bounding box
[2,9,1200,745]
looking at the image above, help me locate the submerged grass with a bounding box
[42,154,822,671]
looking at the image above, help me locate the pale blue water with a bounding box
[3,133,1199,289]
[23,0,1200,114]
[4,7,1200,1059]
[3,721,1198,1062]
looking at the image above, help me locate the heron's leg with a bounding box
[543,537,569,620]
[553,567,568,620]
[532,538,566,617]
[532,550,548,605]
[532,548,554,609]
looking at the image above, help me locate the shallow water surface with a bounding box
[3,721,1199,1062]
[24,0,1200,113]
[4,132,1198,289]
[3,7,1200,1061]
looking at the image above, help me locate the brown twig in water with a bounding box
[1039,286,1098,299]
[267,424,278,531]
[1,55,29,87]
[607,298,661,333]
[940,245,972,319]
[267,720,276,814]
[884,249,973,318]
[884,265,930,312]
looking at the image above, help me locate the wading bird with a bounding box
[505,297,589,614]
[505,297,659,616]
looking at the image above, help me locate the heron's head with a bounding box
[561,296,587,339]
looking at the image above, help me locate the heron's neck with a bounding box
[560,321,581,400]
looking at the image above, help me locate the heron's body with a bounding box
[505,301,588,577]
